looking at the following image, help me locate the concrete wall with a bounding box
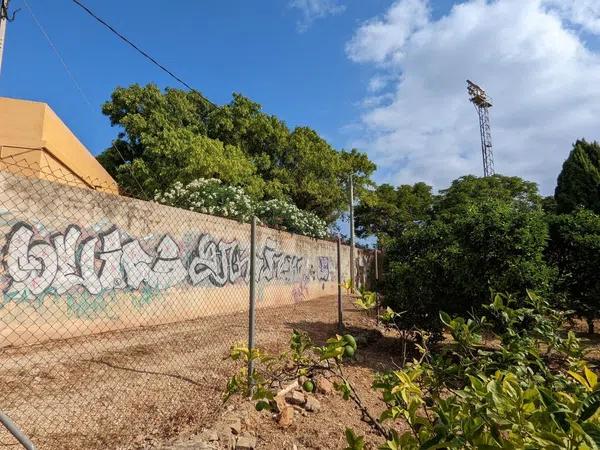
[0,97,119,195]
[0,170,372,348]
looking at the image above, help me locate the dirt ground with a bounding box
[157,297,412,450]
[0,295,406,450]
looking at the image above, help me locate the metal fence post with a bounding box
[337,236,343,331]
[374,246,380,326]
[348,174,355,292]
[0,411,36,450]
[248,216,257,389]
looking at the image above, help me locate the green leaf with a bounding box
[585,366,598,389]
[582,422,600,448]
[344,428,365,450]
[580,390,600,421]
[419,433,443,449]
[440,311,452,326]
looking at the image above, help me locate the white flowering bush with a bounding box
[255,199,328,239]
[155,179,329,239]
[154,179,255,222]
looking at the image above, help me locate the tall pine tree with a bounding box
[555,139,600,214]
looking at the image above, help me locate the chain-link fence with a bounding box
[0,155,375,450]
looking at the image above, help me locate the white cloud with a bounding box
[543,0,600,34]
[289,0,346,32]
[346,0,429,64]
[367,74,395,93]
[346,0,600,195]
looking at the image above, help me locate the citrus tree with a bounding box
[226,292,600,449]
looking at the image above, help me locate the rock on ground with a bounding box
[278,406,294,428]
[235,433,257,450]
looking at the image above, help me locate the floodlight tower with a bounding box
[467,80,494,177]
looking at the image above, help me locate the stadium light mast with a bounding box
[467,80,494,177]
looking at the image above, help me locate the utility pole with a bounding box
[0,0,10,76]
[348,174,355,292]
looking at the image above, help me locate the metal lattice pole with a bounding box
[467,80,495,177]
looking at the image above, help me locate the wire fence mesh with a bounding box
[0,155,375,450]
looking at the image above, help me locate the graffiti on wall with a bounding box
[189,234,249,287]
[1,222,335,302]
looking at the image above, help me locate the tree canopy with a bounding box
[378,174,552,335]
[384,195,552,335]
[555,139,600,214]
[547,209,600,333]
[97,84,375,222]
[354,182,433,241]
[434,174,542,216]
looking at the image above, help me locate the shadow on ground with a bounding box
[285,319,415,372]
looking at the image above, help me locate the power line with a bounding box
[23,0,92,107]
[70,0,196,92]
[23,0,151,200]
[24,0,220,199]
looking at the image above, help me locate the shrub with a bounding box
[226,293,600,449]
[383,198,554,335]
[255,199,328,239]
[547,209,600,333]
[370,292,594,449]
[155,179,329,239]
[154,178,255,222]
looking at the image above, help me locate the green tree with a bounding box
[98,84,376,221]
[207,96,375,221]
[384,195,553,335]
[354,182,433,241]
[97,84,261,198]
[555,139,600,214]
[547,209,600,333]
[435,174,542,216]
[205,93,290,199]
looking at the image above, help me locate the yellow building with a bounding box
[0,97,118,194]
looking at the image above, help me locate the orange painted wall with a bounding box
[0,97,118,194]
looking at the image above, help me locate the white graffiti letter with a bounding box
[147,236,186,289]
[98,229,124,291]
[5,224,58,299]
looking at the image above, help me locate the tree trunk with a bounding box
[587,317,595,334]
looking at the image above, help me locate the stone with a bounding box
[276,380,299,398]
[170,441,211,450]
[286,390,306,406]
[292,405,308,416]
[203,429,219,442]
[316,377,334,395]
[192,443,212,450]
[304,396,321,412]
[226,417,242,435]
[235,433,257,450]
[278,405,294,428]
[217,425,235,449]
[273,394,287,413]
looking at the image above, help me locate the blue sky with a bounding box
[2,0,600,196]
[0,0,405,154]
